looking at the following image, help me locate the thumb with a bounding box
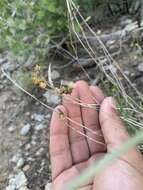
[99,97,129,151]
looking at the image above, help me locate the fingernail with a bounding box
[108,97,117,109]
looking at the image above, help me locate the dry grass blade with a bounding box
[1,68,104,143]
[65,0,143,133]
[63,121,106,146]
[48,63,55,89]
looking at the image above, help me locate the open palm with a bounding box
[50,81,143,190]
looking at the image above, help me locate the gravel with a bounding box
[32,113,45,122]
[11,153,22,164]
[8,125,16,133]
[45,183,52,190]
[43,90,61,105]
[138,63,143,72]
[104,64,117,74]
[20,124,31,136]
[6,172,28,190]
[16,158,25,169]
[35,123,46,131]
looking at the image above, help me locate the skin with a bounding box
[50,81,143,190]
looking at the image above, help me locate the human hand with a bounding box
[50,81,143,190]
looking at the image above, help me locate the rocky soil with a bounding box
[0,15,143,190]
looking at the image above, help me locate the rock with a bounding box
[32,134,37,140]
[24,151,29,156]
[106,40,115,47]
[23,164,30,172]
[8,125,16,133]
[19,187,30,190]
[20,124,31,136]
[31,140,36,145]
[106,40,119,53]
[45,114,51,119]
[124,21,138,33]
[119,16,133,28]
[25,143,31,151]
[45,183,52,190]
[25,112,30,116]
[124,70,130,76]
[43,90,61,105]
[16,158,25,168]
[6,184,16,190]
[11,153,22,163]
[108,44,119,53]
[6,172,28,190]
[122,65,141,79]
[138,63,143,72]
[6,186,15,190]
[35,123,46,131]
[2,61,17,72]
[27,157,35,162]
[36,147,45,156]
[32,113,45,122]
[104,65,117,74]
[51,70,60,80]
[15,172,27,189]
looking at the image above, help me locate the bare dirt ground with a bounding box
[0,79,52,190]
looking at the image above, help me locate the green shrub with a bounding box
[0,0,141,64]
[0,0,68,62]
[12,70,33,95]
